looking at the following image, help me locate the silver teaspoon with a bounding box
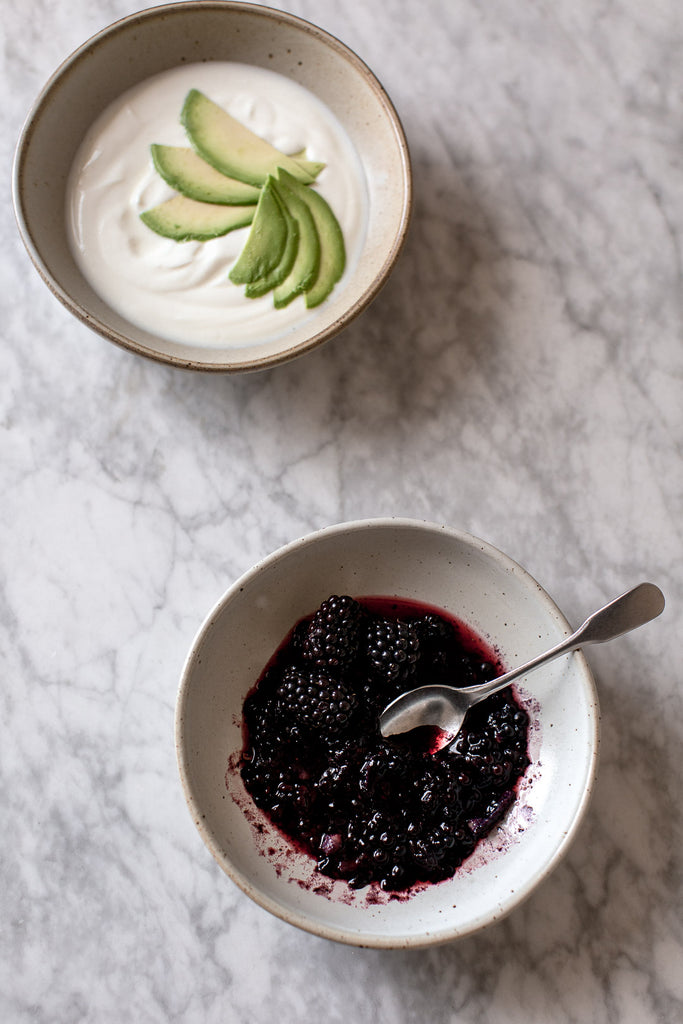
[379,582,665,745]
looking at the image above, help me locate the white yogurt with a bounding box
[66,62,368,348]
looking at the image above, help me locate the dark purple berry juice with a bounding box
[239,595,530,892]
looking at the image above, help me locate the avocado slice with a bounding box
[271,177,321,308]
[296,158,326,180]
[140,194,255,241]
[289,149,326,180]
[181,90,321,188]
[244,184,300,298]
[276,168,346,308]
[150,145,260,205]
[228,178,288,285]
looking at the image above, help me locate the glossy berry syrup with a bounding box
[239,595,530,892]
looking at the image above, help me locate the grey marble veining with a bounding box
[2,1,682,1021]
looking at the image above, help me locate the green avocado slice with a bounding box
[150,145,260,205]
[271,178,321,308]
[140,194,255,241]
[244,184,300,298]
[228,179,288,285]
[276,168,346,308]
[289,149,326,180]
[181,90,320,188]
[296,158,326,179]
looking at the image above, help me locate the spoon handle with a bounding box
[461,582,665,701]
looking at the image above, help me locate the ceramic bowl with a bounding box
[176,518,600,948]
[13,2,411,372]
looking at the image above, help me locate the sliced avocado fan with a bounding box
[138,89,345,311]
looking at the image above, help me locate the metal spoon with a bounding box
[379,582,665,744]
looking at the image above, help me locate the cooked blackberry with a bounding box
[241,762,311,822]
[365,618,420,685]
[349,811,406,869]
[413,612,456,672]
[415,612,454,647]
[358,744,415,806]
[276,666,357,736]
[301,595,364,668]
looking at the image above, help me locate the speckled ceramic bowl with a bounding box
[176,518,600,948]
[13,2,411,371]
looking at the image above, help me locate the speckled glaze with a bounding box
[12,2,411,371]
[176,519,599,947]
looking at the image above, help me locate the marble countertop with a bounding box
[3,1,682,1020]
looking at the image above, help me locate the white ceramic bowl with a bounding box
[176,519,600,948]
[13,2,411,372]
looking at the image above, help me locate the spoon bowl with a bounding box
[379,583,665,745]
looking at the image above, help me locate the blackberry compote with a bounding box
[239,595,530,892]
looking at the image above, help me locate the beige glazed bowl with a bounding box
[176,519,601,948]
[13,2,411,371]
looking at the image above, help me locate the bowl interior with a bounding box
[176,520,600,947]
[13,2,411,370]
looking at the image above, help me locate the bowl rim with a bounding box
[175,517,601,947]
[12,0,412,373]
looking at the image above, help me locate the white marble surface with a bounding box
[3,0,683,1020]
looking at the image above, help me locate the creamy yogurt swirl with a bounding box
[66,62,368,348]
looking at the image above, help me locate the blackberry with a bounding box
[358,744,414,805]
[487,698,529,745]
[276,666,357,736]
[380,862,409,891]
[408,833,442,872]
[414,613,456,674]
[415,612,454,647]
[241,682,284,764]
[241,762,313,826]
[301,595,364,668]
[349,812,406,868]
[365,618,420,686]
